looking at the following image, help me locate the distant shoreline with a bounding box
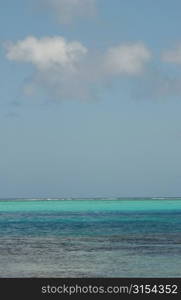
[1,197,181,201]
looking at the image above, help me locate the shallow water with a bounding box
[0,198,181,277]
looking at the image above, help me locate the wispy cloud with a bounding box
[162,44,181,64]
[103,43,151,76]
[39,0,97,24]
[5,36,152,101]
[153,44,181,99]
[5,112,20,119]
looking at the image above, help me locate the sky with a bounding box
[1,0,181,198]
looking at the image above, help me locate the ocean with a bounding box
[0,198,181,277]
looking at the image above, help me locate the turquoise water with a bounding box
[0,198,181,277]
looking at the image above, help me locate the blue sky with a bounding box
[1,0,181,198]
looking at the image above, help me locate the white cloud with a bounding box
[162,44,181,64]
[5,36,152,101]
[40,0,96,24]
[5,36,87,70]
[103,43,151,76]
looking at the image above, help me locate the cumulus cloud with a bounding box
[5,36,87,70]
[39,0,96,24]
[5,36,152,101]
[162,44,181,64]
[103,43,151,76]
